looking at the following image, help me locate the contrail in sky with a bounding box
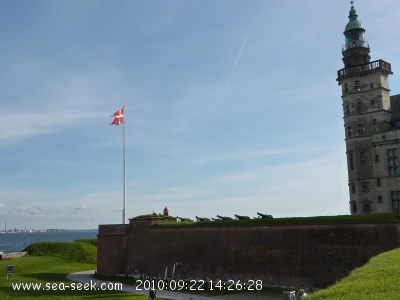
[200,34,248,155]
[219,34,248,108]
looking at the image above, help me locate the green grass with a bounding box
[24,242,97,264]
[152,213,400,228]
[0,255,146,299]
[306,248,400,300]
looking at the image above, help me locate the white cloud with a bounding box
[0,109,102,145]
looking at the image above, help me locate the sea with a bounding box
[0,230,98,253]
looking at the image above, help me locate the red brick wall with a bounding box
[98,222,400,287]
[97,224,129,276]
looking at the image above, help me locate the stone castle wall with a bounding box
[97,221,400,287]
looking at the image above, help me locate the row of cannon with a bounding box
[176,212,273,222]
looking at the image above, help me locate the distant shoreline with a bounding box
[0,230,98,253]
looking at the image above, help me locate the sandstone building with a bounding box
[337,5,400,214]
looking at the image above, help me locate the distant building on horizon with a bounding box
[337,4,400,214]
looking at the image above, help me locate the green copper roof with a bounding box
[344,5,365,32]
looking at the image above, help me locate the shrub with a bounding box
[74,238,97,247]
[24,241,97,264]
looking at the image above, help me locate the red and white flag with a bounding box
[110,107,124,125]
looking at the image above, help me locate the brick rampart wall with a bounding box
[97,224,129,276]
[97,222,400,287]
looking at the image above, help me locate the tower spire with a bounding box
[341,2,370,67]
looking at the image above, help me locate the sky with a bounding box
[1,0,400,230]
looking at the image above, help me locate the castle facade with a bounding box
[337,5,400,214]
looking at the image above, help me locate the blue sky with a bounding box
[1,0,400,230]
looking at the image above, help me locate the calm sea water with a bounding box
[0,230,97,252]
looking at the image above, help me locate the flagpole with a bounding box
[122,106,126,224]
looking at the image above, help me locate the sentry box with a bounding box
[6,265,14,281]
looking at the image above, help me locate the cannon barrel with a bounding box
[257,212,273,219]
[177,216,192,222]
[217,215,232,220]
[196,216,210,222]
[235,214,250,220]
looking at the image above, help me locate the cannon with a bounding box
[257,212,273,219]
[177,216,193,222]
[234,214,250,220]
[211,218,220,221]
[216,215,233,221]
[195,216,210,222]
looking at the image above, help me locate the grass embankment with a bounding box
[0,238,146,300]
[307,248,400,300]
[152,213,400,228]
[24,241,97,264]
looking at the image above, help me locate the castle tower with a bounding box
[336,4,400,214]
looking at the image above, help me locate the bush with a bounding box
[74,238,97,247]
[24,241,97,264]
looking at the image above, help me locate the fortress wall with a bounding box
[97,224,129,276]
[98,222,400,287]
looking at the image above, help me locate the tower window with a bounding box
[388,148,399,176]
[345,104,350,115]
[375,154,379,162]
[362,184,368,193]
[377,178,381,186]
[378,196,382,203]
[370,83,374,89]
[360,151,366,170]
[347,125,352,138]
[351,184,356,193]
[358,123,364,135]
[363,202,371,214]
[371,99,375,105]
[356,102,362,113]
[344,83,348,94]
[351,201,357,213]
[391,191,400,213]
[355,80,360,91]
[349,152,354,170]
[373,119,376,126]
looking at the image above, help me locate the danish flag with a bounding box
[110,107,124,125]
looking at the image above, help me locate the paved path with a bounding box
[67,270,220,300]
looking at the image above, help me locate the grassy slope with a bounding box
[307,248,400,300]
[0,256,145,299]
[24,241,97,264]
[0,239,147,300]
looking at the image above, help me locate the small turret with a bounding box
[344,5,366,47]
[342,3,370,67]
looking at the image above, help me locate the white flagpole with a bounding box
[122,106,126,224]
